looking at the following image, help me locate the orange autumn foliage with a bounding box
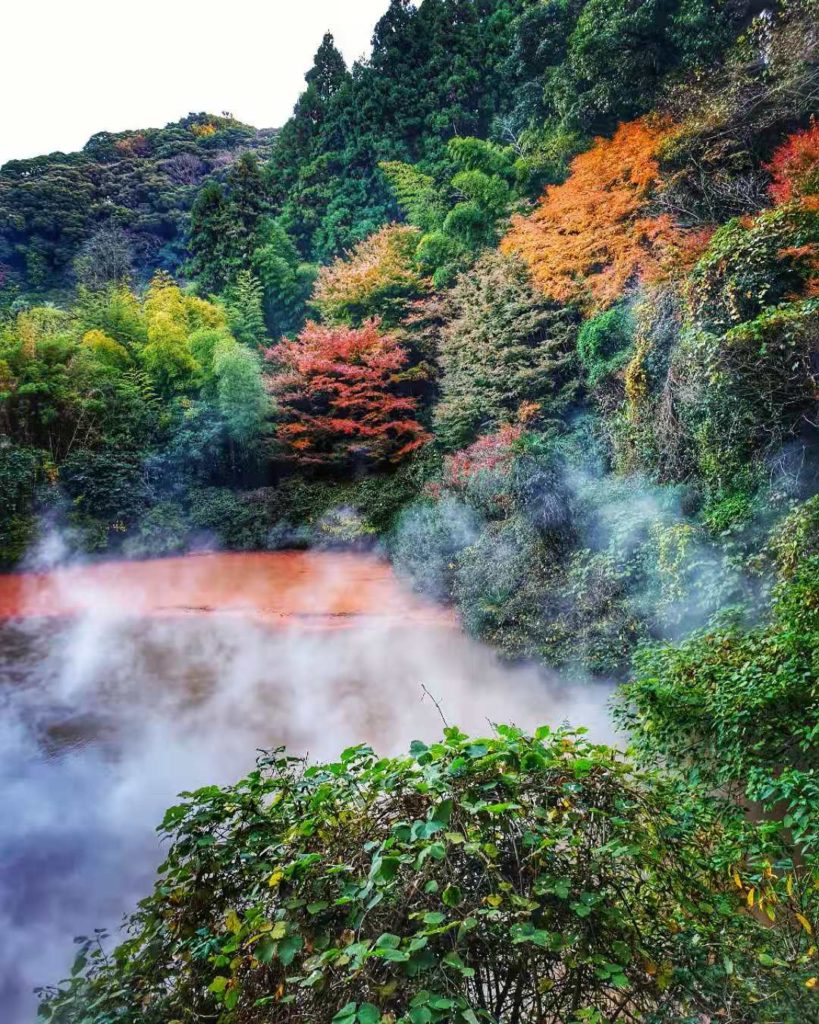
[765,119,819,207]
[266,319,429,467]
[502,118,693,312]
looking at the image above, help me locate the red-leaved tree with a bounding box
[443,425,523,494]
[765,120,819,206]
[266,320,429,466]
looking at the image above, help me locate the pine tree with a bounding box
[225,153,268,269]
[252,220,316,338]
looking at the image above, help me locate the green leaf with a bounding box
[256,939,276,964]
[377,948,410,962]
[429,996,455,1009]
[279,934,303,966]
[375,856,401,881]
[358,1004,380,1024]
[332,1002,358,1023]
[442,884,462,907]
[430,799,453,825]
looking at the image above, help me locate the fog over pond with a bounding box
[0,551,613,1022]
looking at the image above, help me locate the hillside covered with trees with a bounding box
[2,0,819,1019]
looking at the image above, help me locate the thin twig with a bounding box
[420,683,449,728]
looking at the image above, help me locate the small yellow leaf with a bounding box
[797,914,814,936]
[485,894,502,908]
[787,875,794,897]
[225,910,241,935]
[806,977,817,989]
[733,870,742,890]
[747,888,755,908]
[268,870,283,888]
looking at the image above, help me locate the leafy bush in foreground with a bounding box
[38,726,802,1024]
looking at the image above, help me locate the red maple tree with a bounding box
[765,120,819,207]
[266,320,429,466]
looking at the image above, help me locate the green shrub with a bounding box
[188,487,272,550]
[541,549,645,678]
[38,726,787,1024]
[576,305,634,388]
[701,490,756,537]
[769,495,819,579]
[122,501,190,558]
[391,496,479,602]
[61,447,152,547]
[269,459,437,541]
[618,555,819,862]
[687,206,819,332]
[674,300,819,490]
[0,512,36,566]
[0,442,40,565]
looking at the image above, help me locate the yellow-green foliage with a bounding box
[311,224,428,327]
[81,330,131,369]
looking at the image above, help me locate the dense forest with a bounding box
[3,0,819,1019]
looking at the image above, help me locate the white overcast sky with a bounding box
[0,0,394,166]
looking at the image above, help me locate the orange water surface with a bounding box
[0,550,454,629]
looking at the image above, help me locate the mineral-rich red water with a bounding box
[0,550,455,628]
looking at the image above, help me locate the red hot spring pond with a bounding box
[0,550,612,1022]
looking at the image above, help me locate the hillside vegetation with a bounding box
[1,0,818,1019]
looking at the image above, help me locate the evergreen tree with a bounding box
[188,181,233,293]
[189,154,268,293]
[225,270,267,348]
[252,220,316,338]
[304,31,349,100]
[224,153,268,270]
[435,251,578,448]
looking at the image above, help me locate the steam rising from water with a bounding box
[0,551,612,1023]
